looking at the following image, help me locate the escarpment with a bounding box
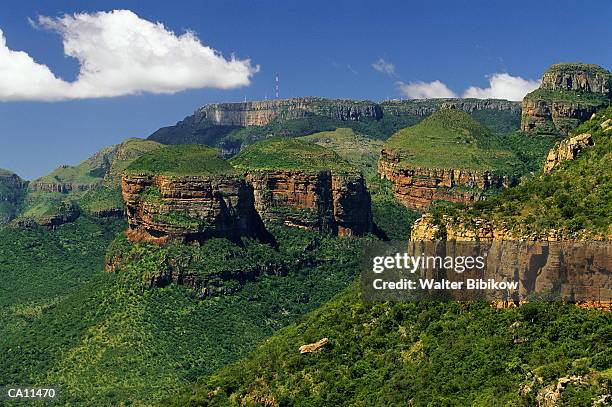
[379,149,512,210]
[245,169,372,236]
[521,63,611,135]
[148,96,522,146]
[195,97,383,127]
[121,142,373,244]
[122,173,265,244]
[379,108,520,210]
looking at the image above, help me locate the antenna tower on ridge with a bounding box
[275,74,279,99]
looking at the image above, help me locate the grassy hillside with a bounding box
[127,144,235,176]
[299,128,383,176]
[20,138,162,221]
[384,108,525,174]
[230,138,355,172]
[168,283,611,406]
[431,106,612,238]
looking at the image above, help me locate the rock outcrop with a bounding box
[195,97,383,127]
[521,63,611,135]
[409,215,611,307]
[122,174,266,244]
[379,148,512,210]
[246,169,372,236]
[543,133,593,173]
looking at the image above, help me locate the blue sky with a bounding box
[0,0,610,179]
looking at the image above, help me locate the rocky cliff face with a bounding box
[379,149,512,210]
[195,97,383,127]
[122,173,266,244]
[540,64,611,95]
[543,132,593,173]
[246,170,372,236]
[381,98,521,117]
[122,169,373,243]
[521,63,611,135]
[409,215,611,307]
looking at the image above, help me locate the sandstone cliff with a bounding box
[245,169,372,236]
[521,63,611,135]
[122,173,265,244]
[381,98,521,117]
[409,214,611,307]
[195,97,383,127]
[379,148,512,210]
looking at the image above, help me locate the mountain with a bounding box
[147,97,521,151]
[521,63,611,136]
[416,106,612,241]
[379,108,525,210]
[19,138,163,225]
[0,168,27,225]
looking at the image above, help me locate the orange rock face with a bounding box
[245,170,372,236]
[122,173,265,244]
[409,214,612,308]
[378,149,511,211]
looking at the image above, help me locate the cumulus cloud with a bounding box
[0,10,258,101]
[372,58,395,76]
[397,80,457,99]
[463,73,540,101]
[397,73,540,101]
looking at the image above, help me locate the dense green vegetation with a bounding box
[0,215,370,405]
[230,138,356,172]
[0,169,26,224]
[299,128,384,176]
[127,144,236,176]
[168,283,611,406]
[430,107,612,238]
[524,88,610,106]
[384,109,525,174]
[468,109,522,136]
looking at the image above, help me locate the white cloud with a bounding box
[372,58,395,76]
[397,80,457,99]
[0,10,258,101]
[397,73,540,101]
[463,73,540,101]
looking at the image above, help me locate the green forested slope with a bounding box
[168,285,611,407]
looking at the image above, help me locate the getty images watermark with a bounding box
[361,240,612,303]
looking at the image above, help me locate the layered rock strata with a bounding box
[521,63,611,135]
[122,174,265,244]
[245,170,372,236]
[409,215,611,308]
[378,149,512,210]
